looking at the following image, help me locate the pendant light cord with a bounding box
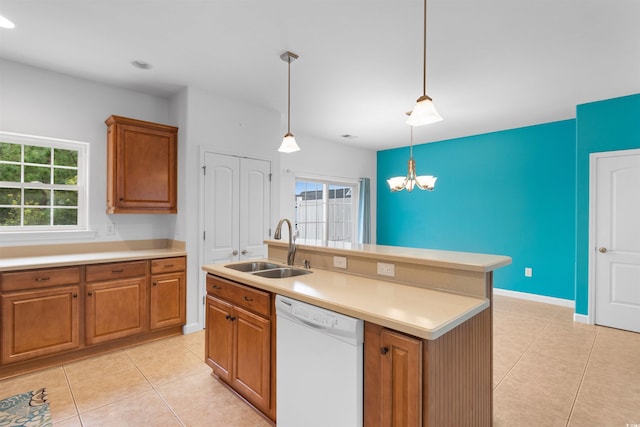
[422,0,427,97]
[287,57,292,134]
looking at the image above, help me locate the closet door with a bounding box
[239,157,271,261]
[203,152,240,266]
[202,153,271,265]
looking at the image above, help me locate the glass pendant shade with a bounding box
[278,132,300,153]
[406,95,443,126]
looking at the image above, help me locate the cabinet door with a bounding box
[205,295,234,383]
[1,286,80,364]
[85,277,147,345]
[106,115,178,214]
[380,329,422,427]
[150,272,186,330]
[233,305,271,412]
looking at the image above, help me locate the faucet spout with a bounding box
[274,218,296,266]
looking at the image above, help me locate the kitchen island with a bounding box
[202,239,511,426]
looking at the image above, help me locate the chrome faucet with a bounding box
[274,218,296,266]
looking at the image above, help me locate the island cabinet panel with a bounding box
[205,274,274,421]
[106,115,178,214]
[365,309,491,427]
[1,285,80,364]
[364,323,422,427]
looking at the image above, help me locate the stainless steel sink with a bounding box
[252,267,313,278]
[225,261,282,272]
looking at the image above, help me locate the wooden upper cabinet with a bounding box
[106,115,178,214]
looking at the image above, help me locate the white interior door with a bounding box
[593,150,640,333]
[202,152,240,265]
[239,158,271,261]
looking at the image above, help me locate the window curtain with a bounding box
[358,177,371,244]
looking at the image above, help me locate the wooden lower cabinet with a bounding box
[150,272,186,330]
[365,323,422,427]
[85,277,147,345]
[1,285,80,365]
[365,308,492,427]
[205,275,274,421]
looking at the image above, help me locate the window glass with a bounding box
[0,132,87,231]
[295,179,356,243]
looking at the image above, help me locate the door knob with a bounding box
[598,247,608,253]
[232,250,238,256]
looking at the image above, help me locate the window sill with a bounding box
[0,229,97,243]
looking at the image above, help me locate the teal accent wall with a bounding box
[377,120,577,300]
[575,93,640,314]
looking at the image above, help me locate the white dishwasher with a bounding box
[275,295,364,427]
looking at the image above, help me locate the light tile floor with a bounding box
[1,295,639,426]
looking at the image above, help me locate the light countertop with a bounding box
[0,248,187,271]
[203,261,489,340]
[267,239,511,272]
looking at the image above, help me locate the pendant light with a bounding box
[279,51,301,153]
[406,0,442,127]
[387,119,437,192]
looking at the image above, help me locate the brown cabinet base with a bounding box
[365,307,492,427]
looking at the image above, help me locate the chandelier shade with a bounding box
[387,122,437,192]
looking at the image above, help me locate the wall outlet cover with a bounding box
[377,262,395,277]
[333,256,347,269]
[525,267,532,277]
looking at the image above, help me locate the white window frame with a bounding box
[295,175,359,243]
[0,131,89,233]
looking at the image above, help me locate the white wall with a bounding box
[1,59,378,332]
[0,58,176,243]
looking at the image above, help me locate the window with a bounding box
[0,132,88,232]
[295,178,358,243]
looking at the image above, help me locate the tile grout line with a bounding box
[564,325,600,426]
[492,312,556,390]
[125,343,187,426]
[60,362,84,426]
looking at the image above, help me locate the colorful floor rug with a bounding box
[0,388,51,427]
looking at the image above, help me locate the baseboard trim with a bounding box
[573,313,591,324]
[182,322,203,335]
[493,288,574,308]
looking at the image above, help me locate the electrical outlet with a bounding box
[106,224,115,236]
[333,256,347,269]
[377,262,395,277]
[525,267,532,277]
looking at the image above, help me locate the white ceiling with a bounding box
[0,0,639,151]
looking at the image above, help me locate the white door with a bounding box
[202,153,271,265]
[593,149,640,333]
[239,157,271,260]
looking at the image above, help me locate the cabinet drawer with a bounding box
[86,260,147,282]
[1,267,81,292]
[206,275,270,317]
[151,256,185,274]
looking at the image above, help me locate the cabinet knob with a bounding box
[119,198,124,201]
[73,293,78,298]
[243,296,253,302]
[35,276,51,282]
[598,247,608,253]
[88,291,93,296]
[380,346,389,355]
[153,282,157,286]
[232,250,239,256]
